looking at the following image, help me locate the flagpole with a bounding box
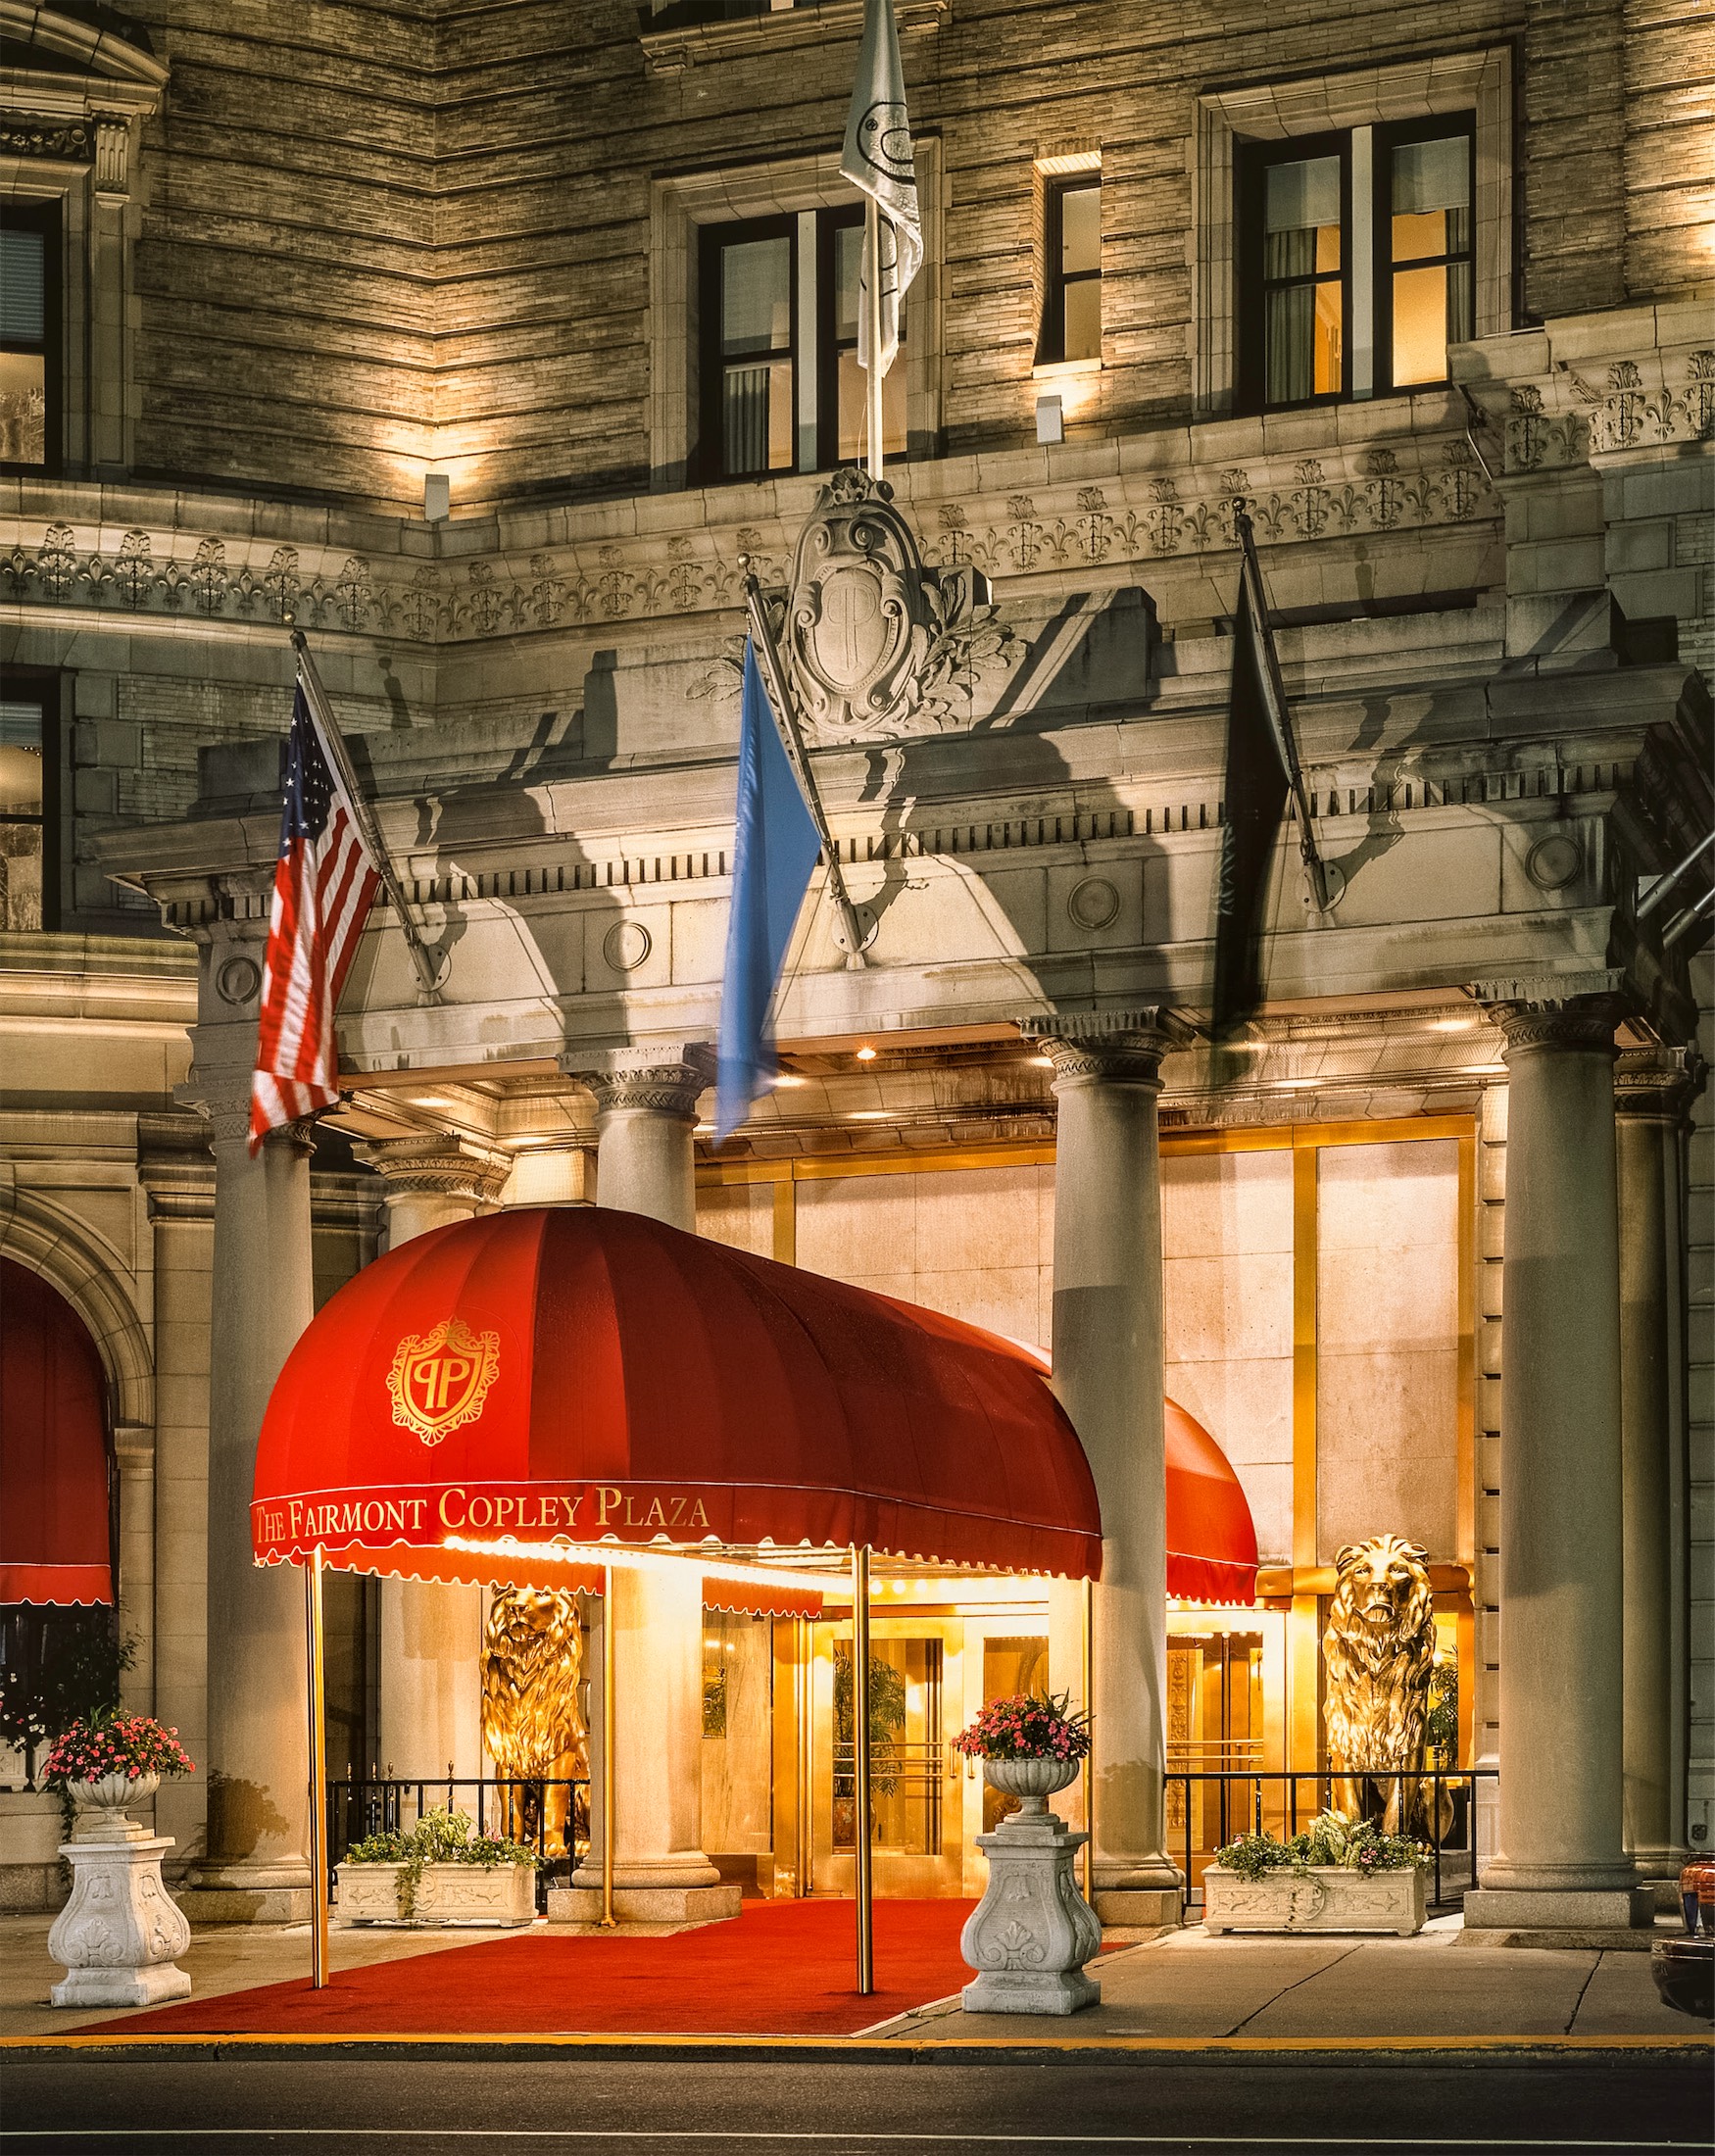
[1231,507,1333,913]
[288,627,446,996]
[865,198,885,483]
[739,566,871,966]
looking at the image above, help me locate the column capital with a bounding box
[561,1042,716,1122]
[353,1133,512,1209]
[1017,1007,1196,1088]
[1468,976,1626,1061]
[1613,1043,1708,1125]
[173,1079,317,1153]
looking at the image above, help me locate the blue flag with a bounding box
[714,643,821,1142]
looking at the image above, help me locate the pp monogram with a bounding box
[387,1317,501,1445]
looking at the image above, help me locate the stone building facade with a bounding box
[1,0,1709,1932]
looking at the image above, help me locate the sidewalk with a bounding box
[869,1916,1703,2044]
[3,1907,1705,2051]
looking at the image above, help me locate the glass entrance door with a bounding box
[1167,1630,1267,1895]
[809,1617,965,1896]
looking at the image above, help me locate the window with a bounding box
[0,204,58,472]
[824,210,906,466]
[0,689,54,931]
[699,207,906,483]
[1383,124,1475,388]
[1040,178,1102,365]
[1238,116,1474,412]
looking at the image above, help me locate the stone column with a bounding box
[138,1113,218,1875]
[560,1043,737,1921]
[177,1087,318,1924]
[1464,993,1653,1934]
[568,1045,714,1232]
[1021,1008,1190,1928]
[354,1136,511,1781]
[1614,1045,1701,1904]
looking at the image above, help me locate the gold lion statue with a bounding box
[479,1588,589,1858]
[1322,1535,1444,1837]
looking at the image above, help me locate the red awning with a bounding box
[1004,1341,1259,1606]
[252,1206,1103,1589]
[1164,1398,1259,1605]
[1,1258,114,1606]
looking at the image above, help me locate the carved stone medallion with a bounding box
[779,467,1015,743]
[786,468,931,735]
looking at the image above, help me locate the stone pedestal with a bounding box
[49,1838,192,2008]
[561,1043,729,1918]
[1021,1009,1189,1931]
[1615,1048,1701,1908]
[178,1041,318,1924]
[1463,990,1652,1936]
[960,1811,1102,2015]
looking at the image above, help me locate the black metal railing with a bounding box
[326,1773,590,1915]
[1165,1767,1497,1915]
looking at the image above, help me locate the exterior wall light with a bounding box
[423,472,451,522]
[1035,393,1064,445]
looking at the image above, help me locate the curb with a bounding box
[2,2032,1710,2065]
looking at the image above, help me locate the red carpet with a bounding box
[90,1898,981,2038]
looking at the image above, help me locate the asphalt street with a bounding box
[0,2054,1709,2153]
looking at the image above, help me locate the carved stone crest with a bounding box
[779,467,1015,743]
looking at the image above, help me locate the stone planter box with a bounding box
[337,1860,536,1928]
[1203,1863,1426,1936]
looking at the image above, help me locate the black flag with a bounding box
[1211,544,1293,1037]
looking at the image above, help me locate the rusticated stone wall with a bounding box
[89,0,1709,515]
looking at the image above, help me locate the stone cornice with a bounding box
[0,408,1499,653]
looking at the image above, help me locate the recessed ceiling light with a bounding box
[855,1046,878,1062]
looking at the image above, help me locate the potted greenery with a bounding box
[42,1714,194,1840]
[1203,1809,1428,1936]
[337,1806,538,1927]
[952,1691,1092,1815]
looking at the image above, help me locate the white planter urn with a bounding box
[48,1777,191,2009]
[959,1755,1102,2016]
[337,1860,537,1927]
[1203,1862,1427,1936]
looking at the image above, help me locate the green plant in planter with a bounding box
[1215,1808,1426,1882]
[344,1807,536,1919]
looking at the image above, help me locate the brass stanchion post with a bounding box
[852,1543,873,1995]
[1081,1572,1094,1905]
[305,1545,329,1989]
[600,1563,617,1929]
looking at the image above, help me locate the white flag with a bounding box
[839,0,922,377]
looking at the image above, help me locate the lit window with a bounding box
[0,695,49,932]
[700,208,906,483]
[0,207,56,471]
[829,212,906,466]
[708,220,796,481]
[1239,117,1473,413]
[1040,178,1102,365]
[1386,130,1474,388]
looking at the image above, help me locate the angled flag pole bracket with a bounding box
[739,564,872,969]
[288,626,447,1002]
[1230,505,1337,917]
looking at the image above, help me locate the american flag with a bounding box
[248,682,380,1152]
